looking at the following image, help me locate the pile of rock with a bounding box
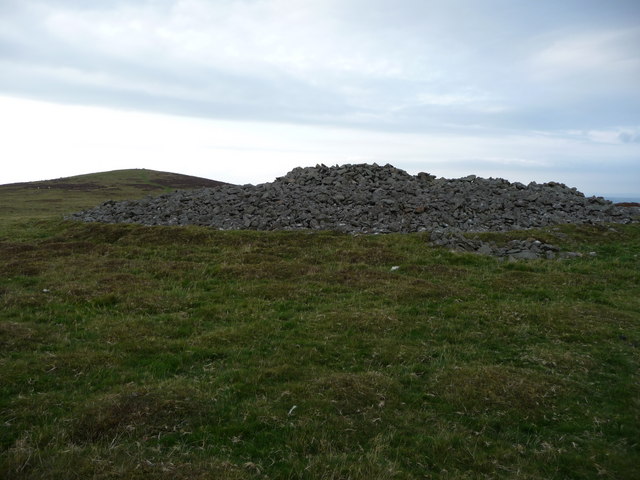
[428,230,590,260]
[68,163,638,234]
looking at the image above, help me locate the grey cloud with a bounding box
[0,59,351,125]
[0,0,639,136]
[618,132,640,144]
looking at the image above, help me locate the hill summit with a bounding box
[68,163,637,233]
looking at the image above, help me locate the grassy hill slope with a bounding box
[0,169,228,221]
[1,174,639,479]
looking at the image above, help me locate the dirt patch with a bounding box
[0,260,42,276]
[0,242,37,254]
[42,241,110,256]
[70,388,199,443]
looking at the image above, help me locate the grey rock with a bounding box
[476,243,495,256]
[427,232,580,261]
[509,251,540,260]
[66,163,638,236]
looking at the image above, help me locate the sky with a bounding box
[1,0,639,197]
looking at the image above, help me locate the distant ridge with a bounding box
[606,196,640,205]
[0,168,230,219]
[1,168,230,191]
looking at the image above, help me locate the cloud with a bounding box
[1,0,638,134]
[1,94,638,196]
[529,27,640,86]
[0,1,638,195]
[618,131,640,144]
[2,0,417,128]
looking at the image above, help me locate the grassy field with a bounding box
[1,172,639,479]
[0,169,226,222]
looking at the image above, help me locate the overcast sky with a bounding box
[1,0,639,196]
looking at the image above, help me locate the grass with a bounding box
[1,172,639,479]
[0,168,225,223]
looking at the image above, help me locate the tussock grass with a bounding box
[1,186,639,478]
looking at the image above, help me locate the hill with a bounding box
[0,169,228,221]
[1,167,639,479]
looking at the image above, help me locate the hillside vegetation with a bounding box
[1,170,639,479]
[0,169,227,222]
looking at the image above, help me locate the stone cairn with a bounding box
[68,163,638,259]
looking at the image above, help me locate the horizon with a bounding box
[2,164,639,202]
[1,1,639,196]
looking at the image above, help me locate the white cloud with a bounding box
[2,95,638,196]
[36,0,410,81]
[530,27,640,85]
[562,127,640,145]
[2,0,637,132]
[412,91,508,114]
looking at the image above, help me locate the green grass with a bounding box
[0,168,224,223]
[1,175,639,479]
